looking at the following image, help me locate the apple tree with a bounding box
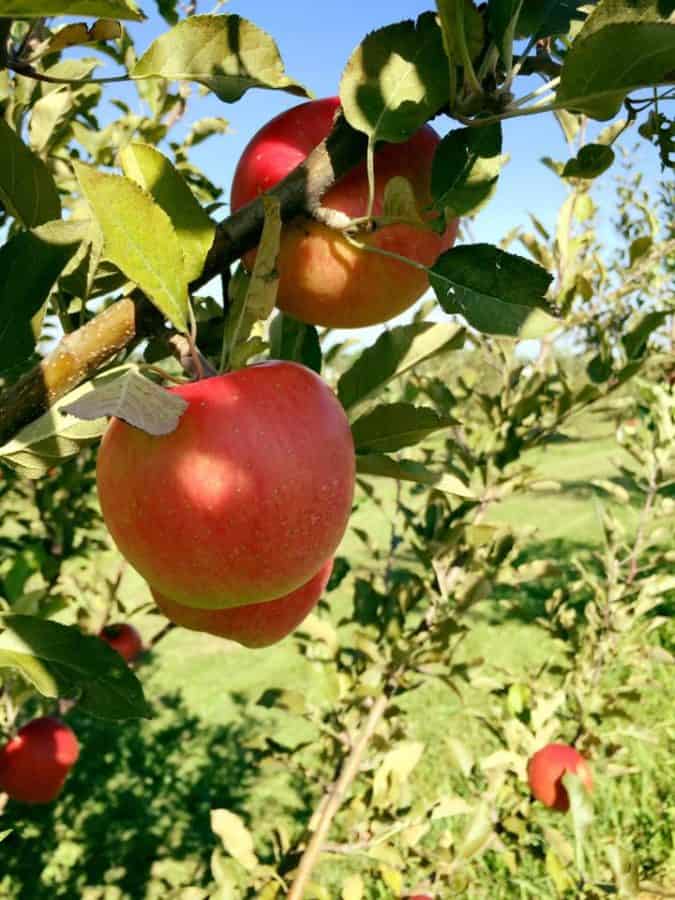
[0,0,673,896]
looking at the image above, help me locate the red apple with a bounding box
[231,96,457,329]
[152,558,333,648]
[0,716,79,804]
[99,622,143,663]
[527,743,593,812]
[97,362,354,610]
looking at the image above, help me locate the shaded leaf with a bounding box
[46,19,122,54]
[338,321,465,410]
[340,12,449,142]
[61,368,188,436]
[430,244,555,336]
[0,220,86,377]
[119,142,215,283]
[132,14,309,103]
[0,615,151,719]
[431,123,506,216]
[269,312,321,373]
[0,119,60,228]
[372,741,424,809]
[622,310,670,358]
[75,162,189,332]
[356,454,475,498]
[351,403,453,453]
[562,143,615,178]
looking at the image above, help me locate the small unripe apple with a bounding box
[99,622,143,663]
[97,362,354,610]
[231,96,458,328]
[0,717,79,804]
[527,743,593,812]
[152,558,333,648]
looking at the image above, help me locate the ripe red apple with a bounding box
[153,558,333,648]
[0,716,79,804]
[231,96,458,329]
[527,743,593,812]
[97,362,354,610]
[99,622,143,662]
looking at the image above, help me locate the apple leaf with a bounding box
[0,220,87,379]
[430,244,555,336]
[351,403,454,453]
[562,143,615,179]
[338,322,465,411]
[119,143,215,283]
[0,830,11,844]
[622,310,671,359]
[45,19,122,55]
[356,453,475,498]
[431,124,506,217]
[557,0,675,120]
[438,0,485,62]
[269,312,322,374]
[515,0,589,40]
[0,615,152,720]
[210,809,259,872]
[132,14,310,103]
[0,120,61,228]
[340,12,449,143]
[74,162,189,333]
[0,367,129,478]
[61,367,188,436]
[0,0,143,17]
[383,176,427,225]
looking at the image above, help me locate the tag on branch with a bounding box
[61,368,187,436]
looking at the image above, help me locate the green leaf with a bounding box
[352,403,453,453]
[0,0,143,18]
[0,120,61,228]
[430,244,555,336]
[74,162,189,332]
[0,220,86,377]
[119,143,215,284]
[431,124,506,216]
[0,615,151,720]
[628,234,652,266]
[45,19,122,54]
[0,369,111,477]
[557,0,675,120]
[269,312,322,373]
[341,874,365,900]
[356,453,475,498]
[622,310,670,359]
[562,143,615,178]
[488,0,522,59]
[339,12,449,142]
[0,830,12,843]
[338,322,465,411]
[438,0,485,62]
[382,176,426,225]
[210,809,258,872]
[132,14,310,103]
[372,741,425,809]
[516,0,588,40]
[61,367,188,436]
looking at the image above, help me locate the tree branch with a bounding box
[0,110,368,445]
[287,690,391,900]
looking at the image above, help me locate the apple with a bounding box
[99,622,143,663]
[231,96,458,329]
[97,362,354,610]
[152,558,333,648]
[0,716,79,804]
[527,743,593,812]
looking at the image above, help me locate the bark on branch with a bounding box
[0,111,368,445]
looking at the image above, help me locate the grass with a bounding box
[1,419,673,899]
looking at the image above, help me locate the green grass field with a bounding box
[2,422,674,899]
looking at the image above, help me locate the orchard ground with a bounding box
[2,408,673,899]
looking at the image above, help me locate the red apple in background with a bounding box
[153,558,333,648]
[231,96,457,329]
[0,717,79,804]
[99,622,143,663]
[527,743,593,812]
[97,362,354,610]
